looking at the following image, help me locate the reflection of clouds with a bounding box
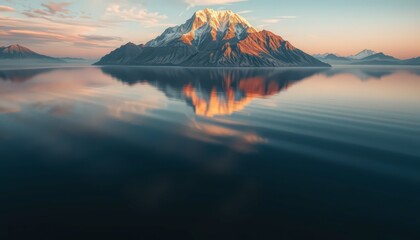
[185,119,267,152]
[107,97,166,122]
[0,67,170,123]
[0,105,20,114]
[31,102,73,116]
[0,68,115,115]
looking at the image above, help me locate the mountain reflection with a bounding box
[327,67,420,80]
[100,67,324,117]
[0,68,56,82]
[2,66,419,117]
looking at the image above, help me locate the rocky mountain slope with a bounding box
[95,9,329,67]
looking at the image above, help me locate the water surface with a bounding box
[1,66,420,239]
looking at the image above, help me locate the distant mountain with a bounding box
[313,53,330,59]
[95,9,329,67]
[401,57,420,65]
[314,53,351,65]
[59,57,86,61]
[360,53,398,61]
[323,54,350,61]
[314,50,420,66]
[348,49,377,60]
[0,44,63,62]
[351,53,401,65]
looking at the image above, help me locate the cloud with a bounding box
[258,15,298,28]
[236,10,253,14]
[186,120,267,153]
[79,34,123,42]
[0,5,14,12]
[22,9,112,28]
[2,29,122,48]
[105,4,168,27]
[260,19,280,24]
[278,16,298,19]
[7,29,66,40]
[185,0,246,7]
[23,1,75,20]
[0,16,122,52]
[0,106,20,114]
[41,1,71,14]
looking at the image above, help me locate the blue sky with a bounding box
[1,0,419,58]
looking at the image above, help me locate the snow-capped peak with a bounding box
[1,44,36,54]
[349,49,377,59]
[146,8,257,48]
[194,8,256,33]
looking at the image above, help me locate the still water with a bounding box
[1,66,420,239]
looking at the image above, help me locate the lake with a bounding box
[1,66,419,239]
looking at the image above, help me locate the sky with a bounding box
[1,0,419,59]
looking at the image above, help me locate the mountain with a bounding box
[351,52,401,65]
[95,42,144,65]
[314,50,420,66]
[401,57,420,65]
[59,57,85,61]
[95,9,329,67]
[348,49,377,59]
[0,44,63,62]
[313,53,334,59]
[323,54,351,61]
[314,53,351,65]
[360,52,398,61]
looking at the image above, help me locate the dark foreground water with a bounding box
[0,66,419,239]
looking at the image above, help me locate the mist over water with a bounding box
[1,66,420,239]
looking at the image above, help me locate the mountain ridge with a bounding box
[0,44,62,61]
[314,50,419,65]
[349,49,377,59]
[0,44,66,63]
[95,9,329,67]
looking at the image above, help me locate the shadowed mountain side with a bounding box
[100,67,325,117]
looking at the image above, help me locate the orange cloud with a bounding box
[42,1,71,15]
[0,5,14,12]
[105,4,170,27]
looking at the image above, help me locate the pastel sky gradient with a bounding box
[1,0,419,59]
